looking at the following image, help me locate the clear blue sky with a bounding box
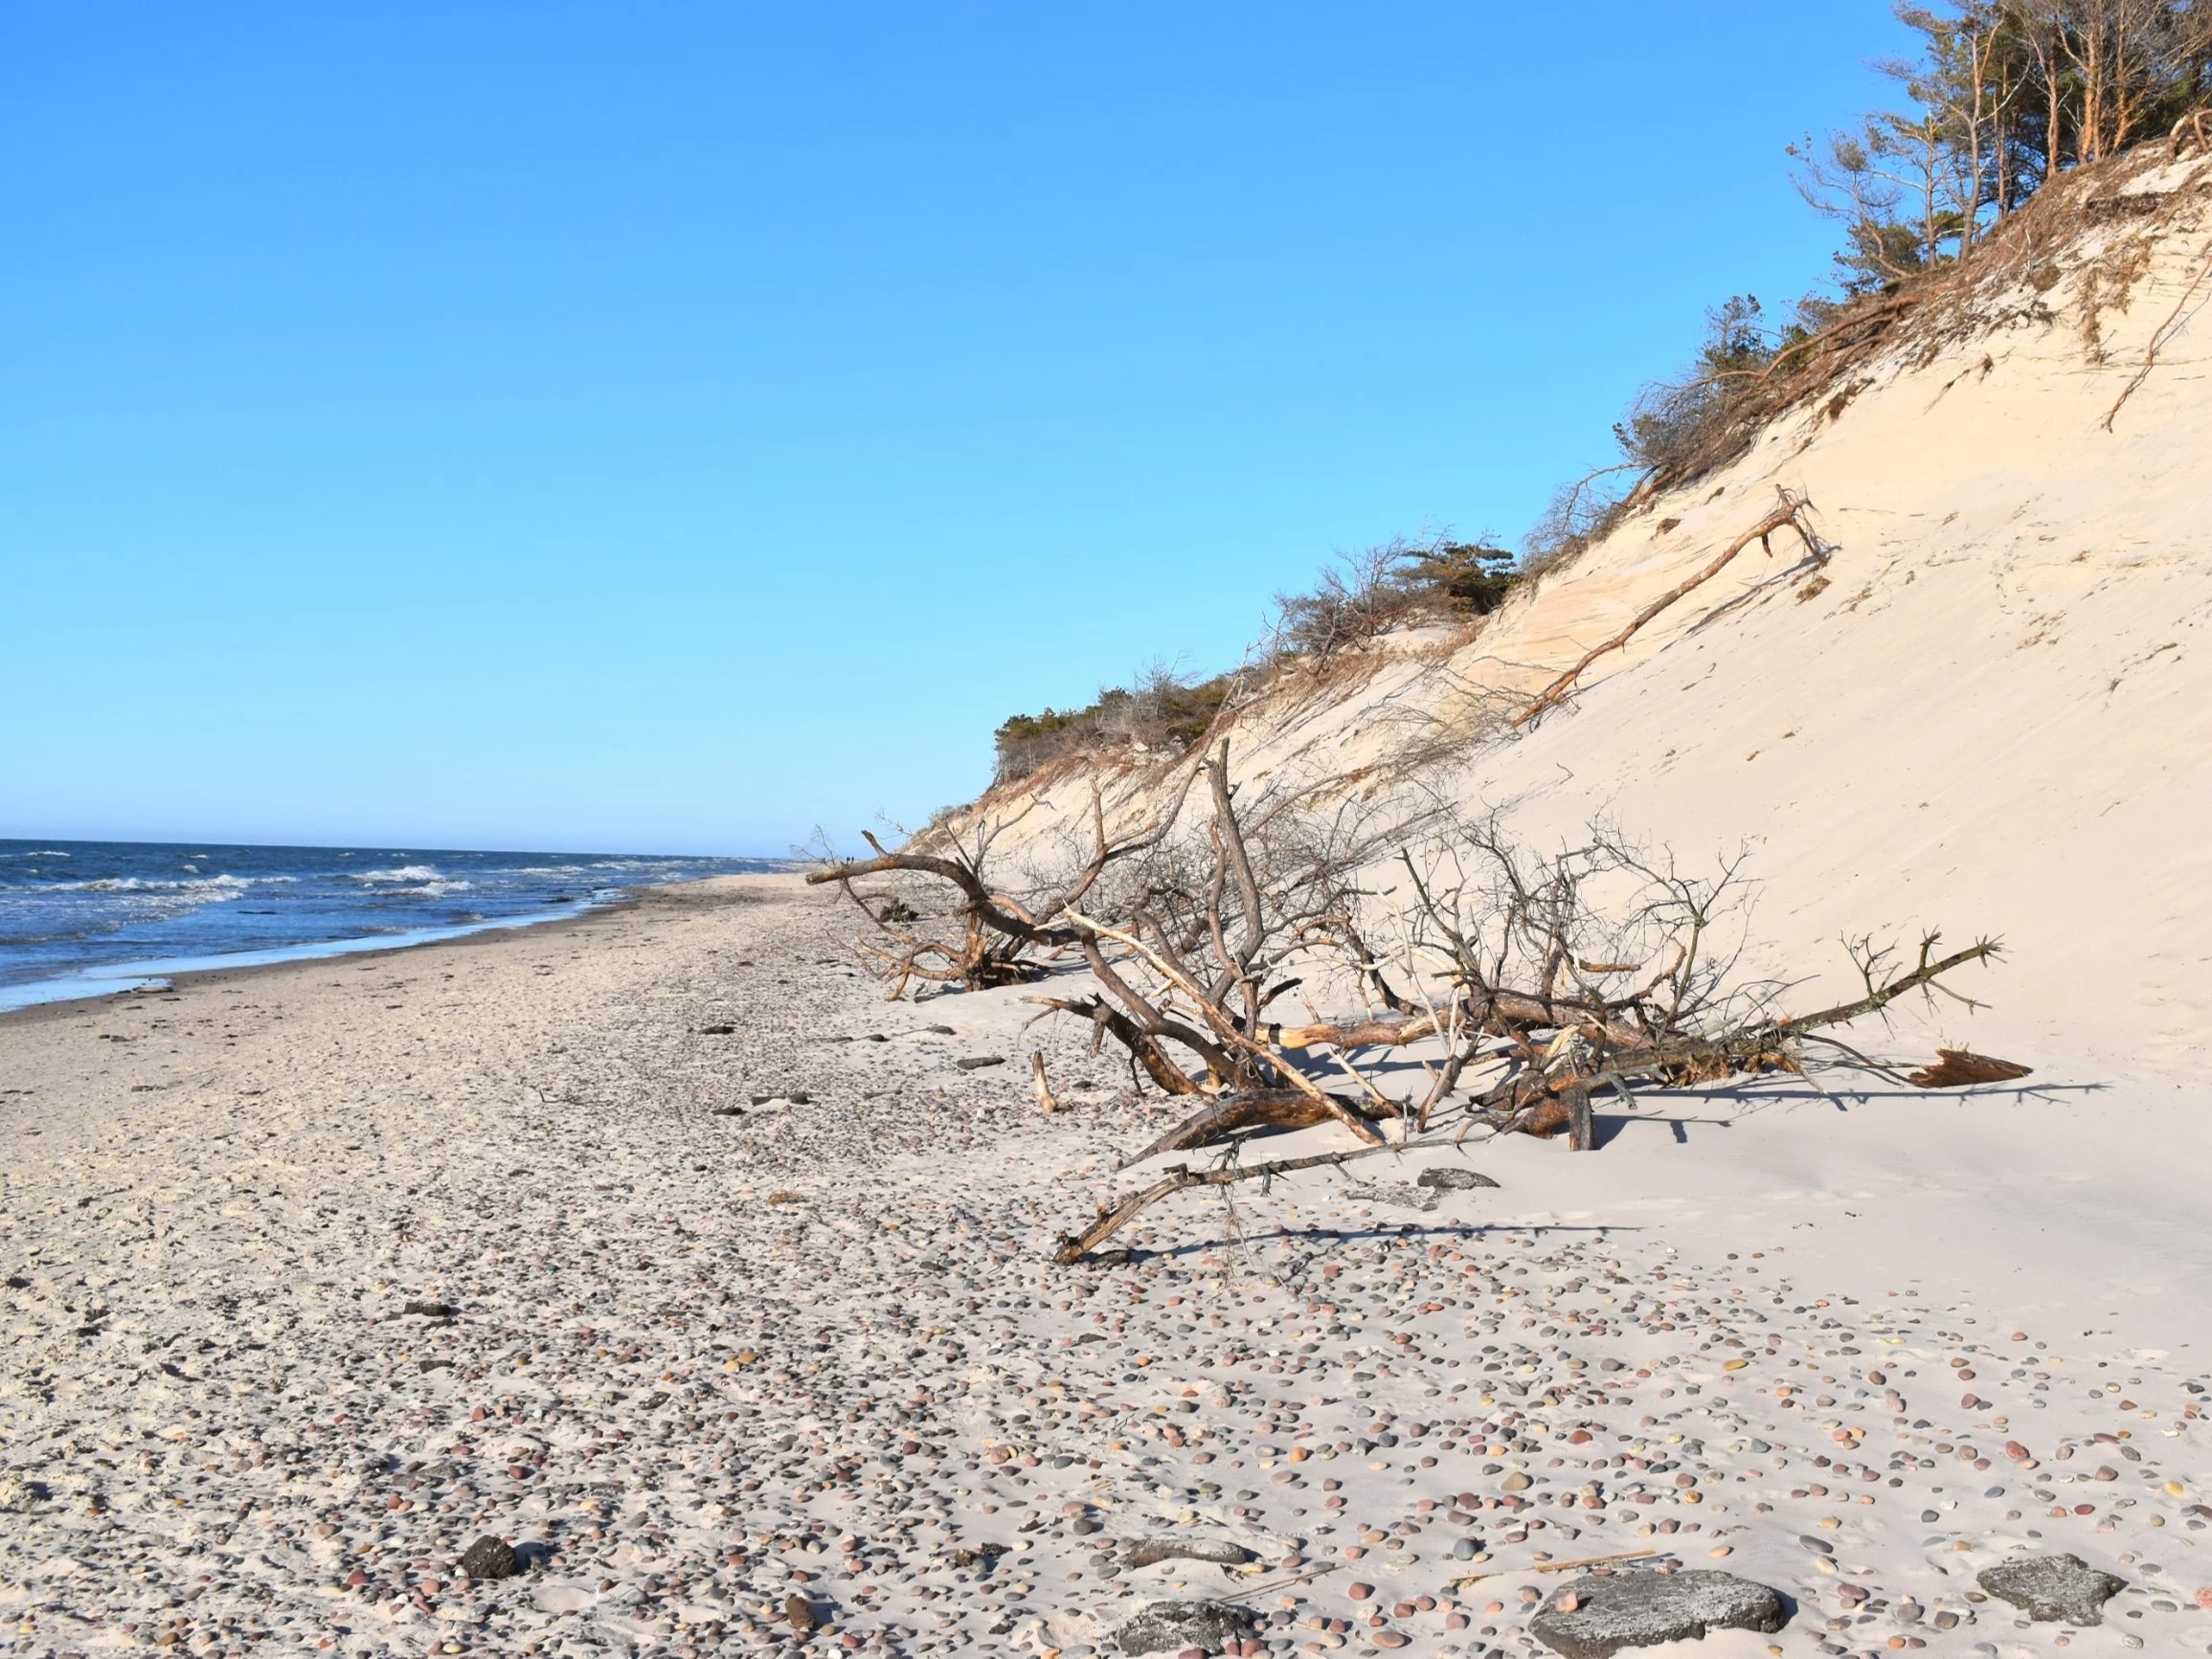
[3,4,1911,856]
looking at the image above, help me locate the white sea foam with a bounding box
[36,875,260,897]
[352,865,441,884]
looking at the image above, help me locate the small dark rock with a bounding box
[1418,1166,1501,1190]
[955,1056,1005,1071]
[785,1593,821,1631]
[1977,1553,2125,1625]
[4,1276,28,1289]
[1799,1535,1835,1554]
[926,1023,957,1035]
[457,1535,523,1580]
[402,1301,457,1319]
[1115,1599,1256,1655]
[714,1105,745,1116]
[1530,1570,1789,1659]
[698,1024,735,1035]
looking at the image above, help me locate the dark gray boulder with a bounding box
[1530,1570,1789,1659]
[1976,1554,2125,1625]
[1115,1599,1256,1655]
[457,1535,523,1580]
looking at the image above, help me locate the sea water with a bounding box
[0,840,780,1010]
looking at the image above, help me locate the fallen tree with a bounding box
[812,786,2029,1263]
[1046,821,2027,1260]
[811,741,1424,1142]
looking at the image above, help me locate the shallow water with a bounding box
[0,837,779,1008]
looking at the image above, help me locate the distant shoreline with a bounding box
[0,838,796,1016]
[0,872,771,1020]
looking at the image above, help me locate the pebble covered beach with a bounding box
[3,876,2209,1659]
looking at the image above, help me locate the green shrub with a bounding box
[993,668,1233,782]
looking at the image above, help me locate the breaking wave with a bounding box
[29,874,269,898]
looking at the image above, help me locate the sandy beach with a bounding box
[4,876,2209,1659]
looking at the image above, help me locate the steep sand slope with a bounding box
[981,153,2212,1081]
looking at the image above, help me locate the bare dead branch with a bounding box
[1116,1087,1384,1167]
[2101,235,2212,431]
[1054,1136,1460,1266]
[1065,908,1387,1145]
[1515,493,1829,727]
